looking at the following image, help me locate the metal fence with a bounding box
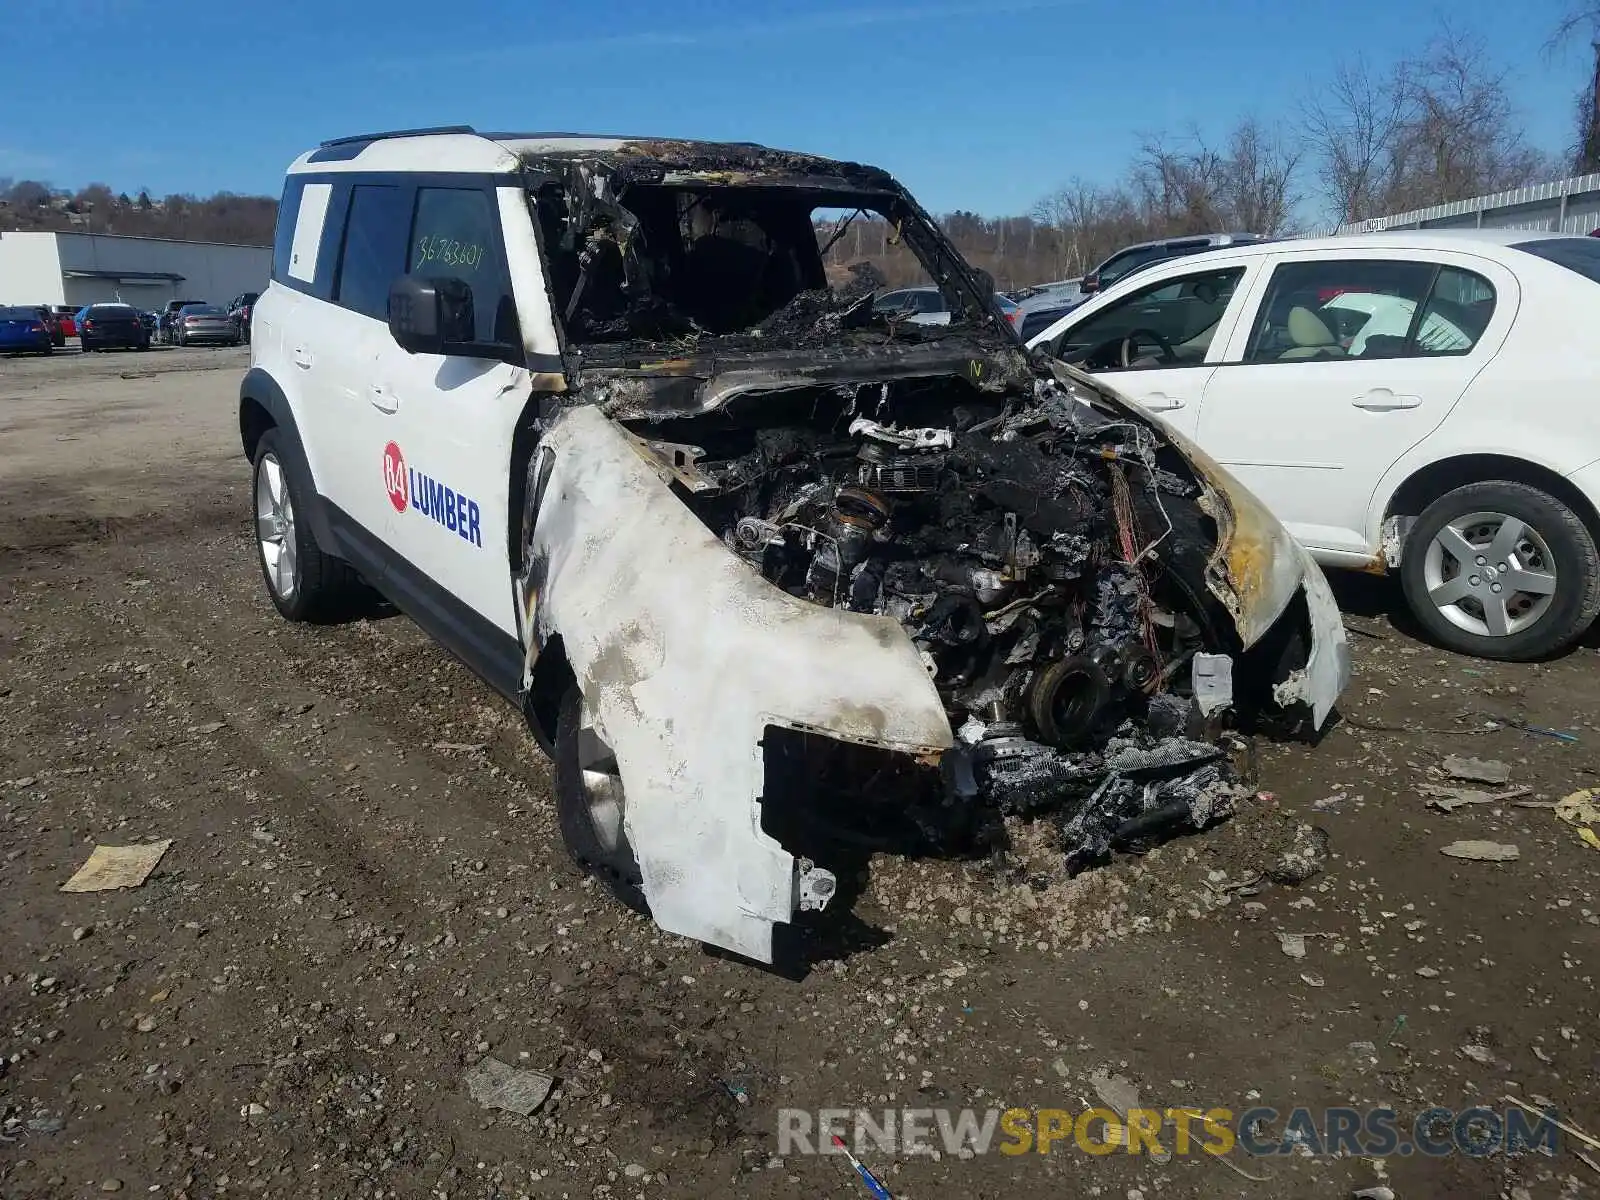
[1334,173,1600,236]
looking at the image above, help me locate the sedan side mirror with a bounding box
[388,275,475,355]
[1080,273,1101,295]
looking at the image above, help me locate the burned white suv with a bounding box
[241,127,1350,963]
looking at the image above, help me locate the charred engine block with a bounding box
[666,385,1208,818]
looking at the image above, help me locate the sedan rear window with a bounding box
[1513,237,1600,284]
[0,306,36,319]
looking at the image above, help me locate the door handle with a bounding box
[1352,388,1420,411]
[1140,392,1186,412]
[292,346,312,370]
[369,385,398,414]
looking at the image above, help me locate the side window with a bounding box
[910,290,946,314]
[334,184,410,321]
[1055,266,1244,369]
[272,179,304,282]
[1245,259,1438,363]
[1413,267,1496,356]
[407,187,517,345]
[287,182,332,284]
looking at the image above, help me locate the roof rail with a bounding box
[318,125,478,148]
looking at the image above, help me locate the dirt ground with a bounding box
[1,346,1596,1200]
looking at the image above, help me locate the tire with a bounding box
[252,428,357,622]
[1400,480,1600,660]
[554,683,648,915]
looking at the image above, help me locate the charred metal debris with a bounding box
[519,140,1282,872]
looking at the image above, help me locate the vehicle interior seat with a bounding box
[1279,306,1347,359]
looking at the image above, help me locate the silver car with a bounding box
[172,304,239,347]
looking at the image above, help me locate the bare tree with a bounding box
[1302,27,1543,224]
[1392,28,1544,208]
[1548,4,1600,172]
[1301,57,1413,223]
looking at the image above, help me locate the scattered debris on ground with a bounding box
[463,1057,556,1117]
[59,838,172,892]
[1440,755,1512,785]
[1439,839,1521,862]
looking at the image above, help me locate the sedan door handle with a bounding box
[369,385,398,414]
[1139,392,1186,412]
[292,346,312,370]
[1353,388,1420,411]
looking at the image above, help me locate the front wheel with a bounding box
[554,684,648,915]
[1400,480,1600,660]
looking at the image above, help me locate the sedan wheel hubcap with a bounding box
[255,453,298,600]
[1422,511,1557,638]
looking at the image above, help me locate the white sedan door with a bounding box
[1028,259,1258,440]
[1193,248,1517,560]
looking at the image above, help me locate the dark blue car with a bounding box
[0,306,53,355]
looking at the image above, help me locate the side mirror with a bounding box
[388,275,475,355]
[1080,273,1101,295]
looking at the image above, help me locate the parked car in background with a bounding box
[157,299,206,344]
[872,285,1023,332]
[1018,298,1084,342]
[28,305,66,347]
[138,310,159,339]
[77,303,151,352]
[227,291,259,343]
[52,305,80,337]
[1027,230,1600,661]
[1079,233,1272,299]
[172,303,239,347]
[0,306,54,355]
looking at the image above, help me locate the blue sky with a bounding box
[0,0,1586,219]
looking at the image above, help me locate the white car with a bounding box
[1027,231,1600,660]
[241,127,1348,964]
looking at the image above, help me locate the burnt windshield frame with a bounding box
[524,161,1010,352]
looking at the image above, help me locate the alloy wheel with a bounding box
[255,452,298,600]
[1422,511,1558,638]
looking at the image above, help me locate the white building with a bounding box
[0,230,271,311]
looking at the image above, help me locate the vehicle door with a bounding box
[369,182,528,643]
[1193,248,1515,558]
[1033,260,1255,438]
[293,180,414,550]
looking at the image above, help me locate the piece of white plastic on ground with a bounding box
[1441,755,1512,786]
[1089,1069,1171,1164]
[1440,840,1520,862]
[463,1057,554,1117]
[60,840,173,892]
[1191,653,1234,717]
[1420,785,1530,813]
[1278,932,1308,959]
[1352,1187,1397,1200]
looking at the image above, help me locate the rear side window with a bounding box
[287,182,332,284]
[1513,237,1600,284]
[407,187,516,345]
[335,184,410,321]
[1245,259,1495,362]
[272,179,303,282]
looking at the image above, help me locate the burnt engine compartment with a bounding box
[629,371,1255,871]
